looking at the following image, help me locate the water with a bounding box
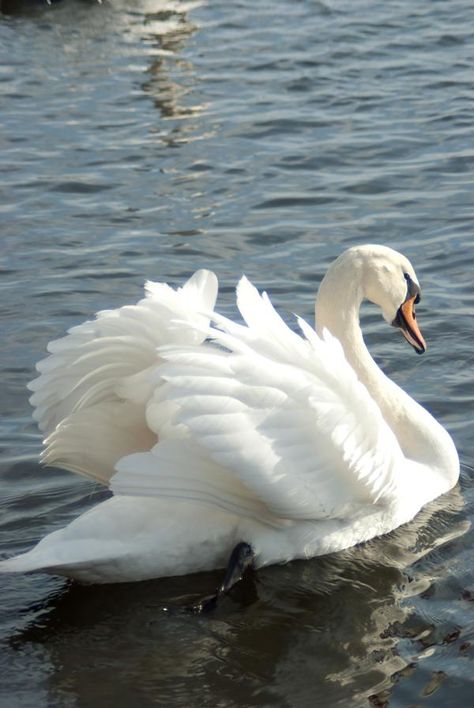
[1,0,473,705]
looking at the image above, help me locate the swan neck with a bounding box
[314,257,459,487]
[315,259,367,378]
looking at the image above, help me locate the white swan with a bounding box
[0,245,459,584]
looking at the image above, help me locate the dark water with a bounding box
[1,0,474,705]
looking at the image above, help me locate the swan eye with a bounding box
[404,273,421,304]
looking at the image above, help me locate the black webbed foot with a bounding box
[189,542,256,613]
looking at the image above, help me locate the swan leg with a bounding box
[190,542,256,613]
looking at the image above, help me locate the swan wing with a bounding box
[112,277,404,521]
[30,270,218,485]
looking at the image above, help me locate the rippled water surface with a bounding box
[1,0,474,705]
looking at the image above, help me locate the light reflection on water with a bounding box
[1,0,474,706]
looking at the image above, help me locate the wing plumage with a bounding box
[113,276,404,522]
[31,268,403,520]
[29,270,218,484]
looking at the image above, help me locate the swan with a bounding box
[0,245,459,585]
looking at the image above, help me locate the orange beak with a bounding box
[396,295,426,354]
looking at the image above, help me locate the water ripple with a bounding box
[1,0,473,705]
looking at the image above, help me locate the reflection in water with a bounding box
[9,485,469,707]
[143,55,205,121]
[116,0,209,142]
[139,4,211,148]
[1,0,206,141]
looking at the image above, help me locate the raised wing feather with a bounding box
[114,277,404,521]
[31,270,218,484]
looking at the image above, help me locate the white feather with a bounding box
[0,246,459,583]
[150,279,403,520]
[29,270,218,484]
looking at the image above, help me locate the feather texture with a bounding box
[29,270,218,484]
[113,276,404,522]
[0,246,459,583]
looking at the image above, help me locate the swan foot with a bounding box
[189,542,256,613]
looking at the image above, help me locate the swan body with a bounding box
[0,245,459,583]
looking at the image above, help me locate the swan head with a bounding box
[359,245,426,355]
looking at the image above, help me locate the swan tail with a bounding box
[0,546,120,582]
[0,552,39,574]
[0,526,134,582]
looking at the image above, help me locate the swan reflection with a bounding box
[10,484,469,707]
